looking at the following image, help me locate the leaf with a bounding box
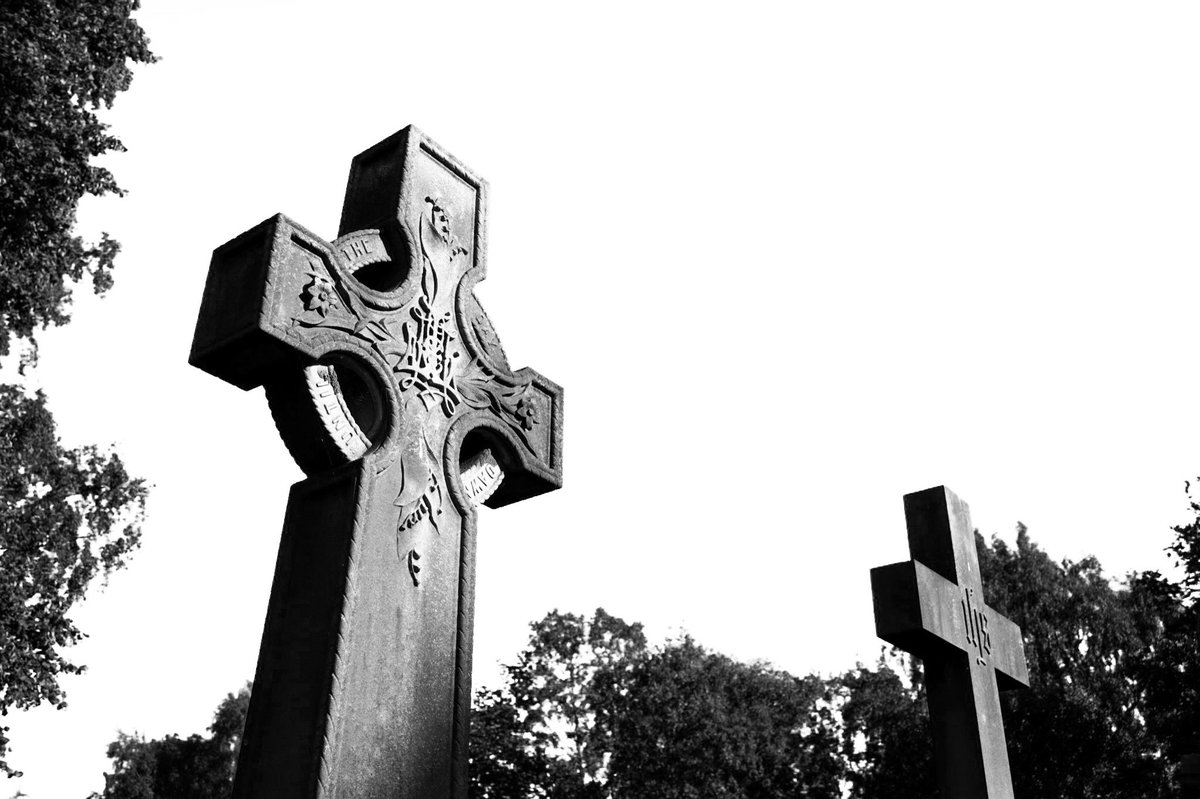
[458,375,500,412]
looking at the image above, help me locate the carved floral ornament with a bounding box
[301,272,339,317]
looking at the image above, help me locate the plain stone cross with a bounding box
[871,486,1029,799]
[190,127,563,798]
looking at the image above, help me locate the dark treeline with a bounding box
[92,490,1199,798]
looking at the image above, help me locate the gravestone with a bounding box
[190,127,563,798]
[871,486,1029,799]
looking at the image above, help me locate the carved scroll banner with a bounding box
[190,127,563,798]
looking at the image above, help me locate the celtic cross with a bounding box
[871,486,1029,799]
[190,127,563,798]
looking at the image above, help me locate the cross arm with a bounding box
[190,214,353,390]
[871,560,1029,688]
[988,613,1029,690]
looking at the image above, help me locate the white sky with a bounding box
[7,2,1200,796]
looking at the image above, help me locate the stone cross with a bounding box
[190,127,563,798]
[871,486,1029,799]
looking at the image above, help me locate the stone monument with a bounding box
[871,486,1029,799]
[190,127,563,798]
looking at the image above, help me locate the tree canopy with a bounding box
[833,514,1199,799]
[470,609,842,799]
[0,0,154,356]
[0,387,146,777]
[468,496,1200,798]
[0,0,153,779]
[90,684,249,799]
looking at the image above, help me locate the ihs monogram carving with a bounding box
[961,587,992,666]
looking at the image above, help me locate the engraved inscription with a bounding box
[331,230,389,275]
[342,237,373,261]
[961,587,992,666]
[305,365,370,460]
[461,449,504,508]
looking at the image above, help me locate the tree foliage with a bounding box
[0,387,146,777]
[470,687,558,799]
[0,0,154,356]
[91,684,250,799]
[980,526,1174,798]
[602,638,843,799]
[0,0,152,780]
[1124,481,1200,771]
[833,513,1200,799]
[470,609,842,799]
[1168,480,1200,597]
[503,608,647,796]
[835,655,932,799]
[469,495,1200,798]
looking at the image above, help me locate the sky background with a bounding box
[7,2,1200,796]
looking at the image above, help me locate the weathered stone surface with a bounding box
[871,486,1029,799]
[190,127,563,798]
[1182,751,1200,798]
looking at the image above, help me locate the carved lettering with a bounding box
[460,450,504,508]
[303,364,370,461]
[341,238,374,261]
[961,587,992,666]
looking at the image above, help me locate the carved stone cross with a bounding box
[190,127,563,798]
[871,486,1029,799]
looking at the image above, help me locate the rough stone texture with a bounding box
[1182,751,1200,798]
[871,486,1029,799]
[190,126,563,798]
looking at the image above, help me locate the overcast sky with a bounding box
[8,2,1200,796]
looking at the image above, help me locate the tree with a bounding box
[0,0,153,778]
[0,0,154,356]
[836,524,1185,799]
[487,608,648,798]
[1125,480,1200,777]
[980,526,1174,799]
[1167,479,1200,597]
[0,387,146,777]
[91,684,250,799]
[601,638,843,799]
[469,688,556,799]
[470,609,844,799]
[835,653,932,799]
